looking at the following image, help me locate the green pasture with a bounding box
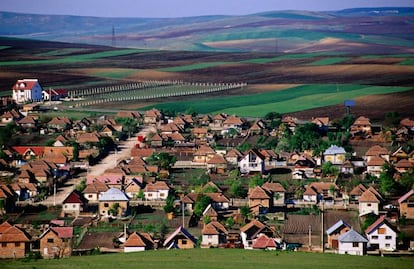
[147,84,412,117]
[0,49,146,66]
[92,68,141,79]
[400,58,414,65]
[0,46,10,50]
[1,248,412,269]
[307,57,350,65]
[159,61,233,72]
[35,48,92,57]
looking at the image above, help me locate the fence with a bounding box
[64,80,247,107]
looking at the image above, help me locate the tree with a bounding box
[147,152,177,171]
[379,162,397,196]
[240,205,251,222]
[248,174,264,188]
[229,180,247,198]
[193,195,212,217]
[163,192,176,213]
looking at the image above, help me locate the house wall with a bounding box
[273,192,285,205]
[63,202,81,217]
[325,154,345,165]
[338,241,365,256]
[40,232,72,258]
[238,154,263,173]
[144,190,168,200]
[303,194,317,203]
[249,198,270,209]
[367,165,382,178]
[84,192,99,202]
[400,201,414,219]
[99,200,128,216]
[124,246,145,252]
[0,242,28,258]
[177,237,195,249]
[327,227,350,249]
[359,202,379,216]
[367,224,397,250]
[201,234,219,247]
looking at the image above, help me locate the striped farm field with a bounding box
[0,48,147,66]
[1,248,412,269]
[307,57,350,65]
[148,84,412,117]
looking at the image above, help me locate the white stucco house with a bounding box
[365,215,398,251]
[238,149,265,174]
[338,229,368,256]
[12,79,43,104]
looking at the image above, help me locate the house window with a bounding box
[385,236,392,240]
[378,228,386,234]
[104,203,109,208]
[367,203,371,207]
[2,242,7,247]
[64,205,68,209]
[182,239,187,245]
[47,238,54,243]
[385,243,390,248]
[73,204,76,208]
[208,235,212,239]
[160,193,165,197]
[15,242,20,247]
[372,235,378,240]
[88,195,93,198]
[352,242,359,247]
[148,193,153,197]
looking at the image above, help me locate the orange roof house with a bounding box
[39,226,73,258]
[0,222,31,258]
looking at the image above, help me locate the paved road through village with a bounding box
[39,126,155,206]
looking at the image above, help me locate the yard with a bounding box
[1,249,413,269]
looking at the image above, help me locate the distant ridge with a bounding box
[1,7,414,52]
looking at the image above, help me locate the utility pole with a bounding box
[321,201,325,252]
[182,202,185,228]
[308,224,312,250]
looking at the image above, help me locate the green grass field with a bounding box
[146,84,412,117]
[307,57,350,65]
[0,49,146,66]
[1,249,412,269]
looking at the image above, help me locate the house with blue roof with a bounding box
[338,229,368,256]
[98,188,130,217]
[326,220,352,249]
[323,145,346,165]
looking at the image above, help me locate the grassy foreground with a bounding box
[1,249,413,269]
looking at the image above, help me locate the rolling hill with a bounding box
[1,8,414,53]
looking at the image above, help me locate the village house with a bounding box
[201,220,228,248]
[124,232,155,252]
[303,182,339,204]
[248,186,271,215]
[163,226,197,249]
[12,79,43,104]
[337,229,368,256]
[261,182,286,206]
[365,215,398,251]
[366,156,386,178]
[62,190,87,217]
[143,181,170,201]
[0,109,22,125]
[398,189,414,219]
[39,226,73,258]
[326,220,352,249]
[0,221,31,259]
[222,115,244,134]
[358,187,384,216]
[365,145,390,162]
[323,145,346,165]
[202,204,219,222]
[240,219,276,250]
[205,192,230,211]
[251,233,278,250]
[210,113,226,130]
[351,116,372,136]
[143,108,163,126]
[225,148,243,165]
[193,145,216,166]
[350,184,367,203]
[98,188,130,217]
[82,180,109,203]
[206,153,227,174]
[238,149,265,174]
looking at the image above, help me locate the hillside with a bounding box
[1,7,414,53]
